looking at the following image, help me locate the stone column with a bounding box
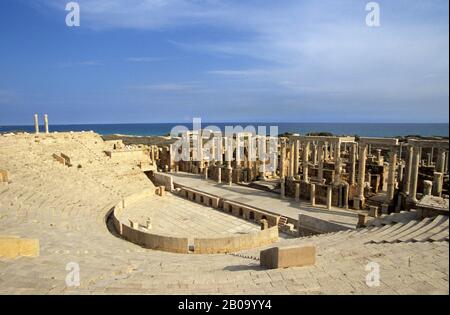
[287,141,294,178]
[433,172,443,197]
[234,135,240,169]
[204,165,209,180]
[169,144,174,173]
[427,153,432,167]
[44,114,49,134]
[326,186,333,210]
[217,166,222,184]
[310,183,316,206]
[295,183,300,201]
[403,146,413,195]
[280,179,285,199]
[280,141,287,178]
[397,163,405,186]
[312,143,318,166]
[354,144,367,210]
[408,146,421,204]
[324,142,329,161]
[349,143,357,185]
[343,183,349,210]
[385,147,398,204]
[376,149,383,166]
[34,114,39,134]
[318,142,324,182]
[293,139,299,178]
[302,141,310,183]
[333,141,342,184]
[436,149,446,173]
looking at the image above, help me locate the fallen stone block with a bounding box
[0,237,40,258]
[260,245,316,269]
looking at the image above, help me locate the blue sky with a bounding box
[0,0,448,125]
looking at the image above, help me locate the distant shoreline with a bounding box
[1,122,448,138]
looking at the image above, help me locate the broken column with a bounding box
[423,180,433,196]
[433,172,443,197]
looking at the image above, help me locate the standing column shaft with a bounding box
[355,144,368,209]
[44,114,49,134]
[302,141,310,183]
[34,114,39,134]
[386,147,398,203]
[349,143,357,186]
[436,149,446,173]
[333,141,342,183]
[408,146,421,203]
[318,142,324,182]
[403,146,413,194]
[280,141,286,178]
[293,139,299,177]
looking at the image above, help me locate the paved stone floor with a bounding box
[169,172,359,229]
[121,194,260,238]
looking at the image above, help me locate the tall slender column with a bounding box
[408,146,421,203]
[403,146,413,195]
[333,141,342,184]
[433,172,443,197]
[34,114,39,134]
[302,141,310,183]
[349,143,357,186]
[310,183,316,206]
[436,149,446,173]
[312,143,318,166]
[294,139,300,177]
[289,140,295,178]
[280,141,286,178]
[318,142,324,182]
[44,114,49,134]
[354,144,367,210]
[385,147,398,204]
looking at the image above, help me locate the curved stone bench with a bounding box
[194,226,279,254]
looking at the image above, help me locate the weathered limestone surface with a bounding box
[260,245,316,269]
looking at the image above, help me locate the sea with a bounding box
[0,123,448,138]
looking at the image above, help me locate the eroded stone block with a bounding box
[260,245,316,269]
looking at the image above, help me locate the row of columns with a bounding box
[33,114,50,134]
